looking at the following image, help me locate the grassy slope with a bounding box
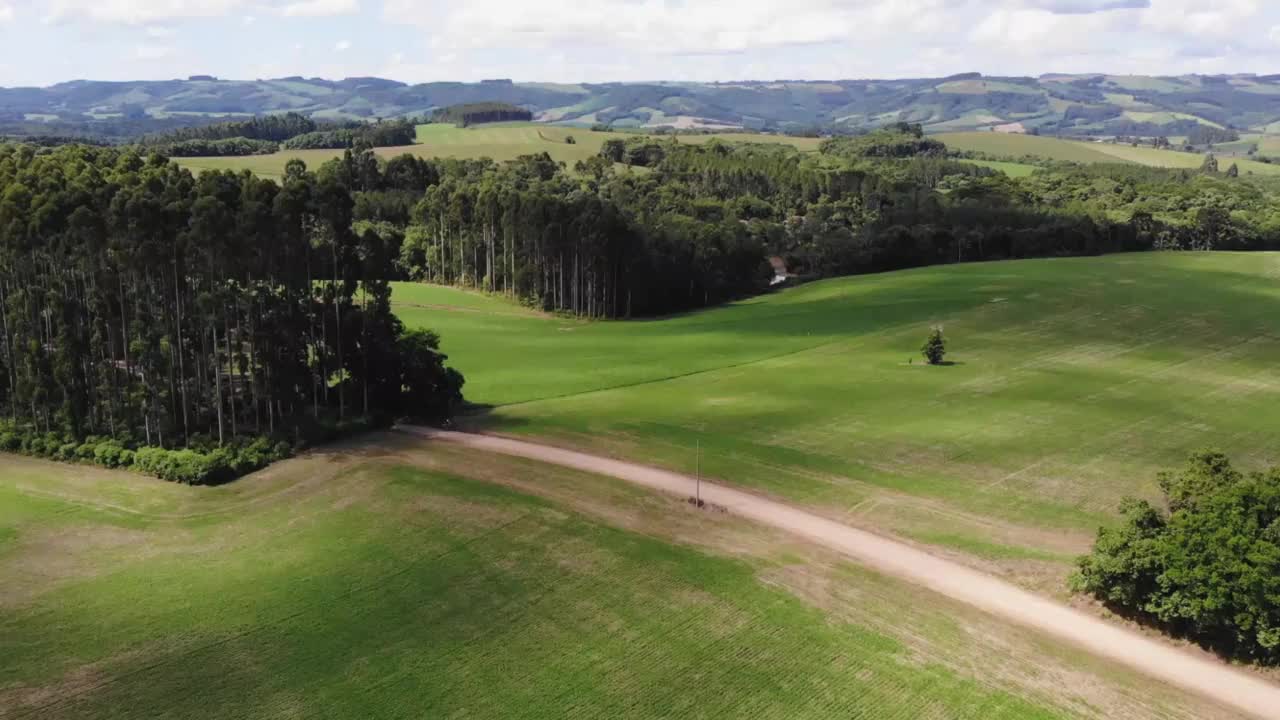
[936,133,1126,163]
[938,132,1280,175]
[964,159,1038,177]
[0,439,1240,720]
[173,124,822,179]
[395,254,1280,573]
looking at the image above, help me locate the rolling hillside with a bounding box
[9,72,1280,139]
[939,132,1280,175]
[393,253,1280,588]
[173,122,823,178]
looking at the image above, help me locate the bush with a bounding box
[1075,451,1280,662]
[0,419,369,485]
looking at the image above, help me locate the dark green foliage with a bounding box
[156,137,280,157]
[598,137,669,167]
[921,329,946,365]
[396,330,465,421]
[432,102,532,126]
[0,143,463,483]
[0,421,290,484]
[1075,451,1280,661]
[141,112,319,145]
[820,125,946,159]
[281,121,416,150]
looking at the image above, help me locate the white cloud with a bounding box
[1140,0,1260,39]
[145,25,174,37]
[134,44,175,60]
[44,0,247,25]
[970,7,1135,56]
[242,14,256,25]
[276,0,358,17]
[387,0,898,54]
[40,0,357,25]
[334,39,351,51]
[0,3,13,22]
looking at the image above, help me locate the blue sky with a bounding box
[1,0,1278,87]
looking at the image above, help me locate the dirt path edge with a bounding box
[396,425,1280,719]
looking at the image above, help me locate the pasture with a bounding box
[0,436,1241,720]
[963,159,1038,177]
[394,254,1280,579]
[172,123,821,179]
[938,132,1280,175]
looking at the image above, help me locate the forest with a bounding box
[3,124,1280,482]
[382,126,1280,317]
[136,113,418,156]
[0,144,463,483]
[432,103,534,127]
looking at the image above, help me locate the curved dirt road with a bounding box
[397,426,1280,719]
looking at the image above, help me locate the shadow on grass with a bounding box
[1089,595,1279,667]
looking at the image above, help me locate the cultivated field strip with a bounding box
[1,457,1072,720]
[405,427,1280,720]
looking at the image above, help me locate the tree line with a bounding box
[0,144,463,483]
[432,103,533,127]
[340,126,1280,319]
[138,113,417,156]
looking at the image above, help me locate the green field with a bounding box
[964,159,1038,177]
[938,132,1280,175]
[5,253,1274,719]
[173,123,821,179]
[393,254,1280,578]
[936,133,1125,164]
[0,436,1241,719]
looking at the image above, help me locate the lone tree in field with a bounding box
[922,328,947,365]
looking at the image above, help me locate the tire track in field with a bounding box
[398,426,1280,720]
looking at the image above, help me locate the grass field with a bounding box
[173,123,821,179]
[0,435,1243,719]
[964,159,1039,177]
[938,132,1280,175]
[393,253,1280,582]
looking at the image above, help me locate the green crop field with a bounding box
[173,123,819,179]
[394,253,1280,580]
[0,435,1241,719]
[963,159,1038,177]
[938,132,1280,175]
[936,133,1125,164]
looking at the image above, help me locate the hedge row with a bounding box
[0,427,289,485]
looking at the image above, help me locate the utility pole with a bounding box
[696,439,702,506]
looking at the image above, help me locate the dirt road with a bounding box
[397,426,1280,719]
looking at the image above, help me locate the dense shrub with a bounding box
[157,137,279,157]
[0,421,354,485]
[1075,451,1280,662]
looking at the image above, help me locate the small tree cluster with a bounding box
[1074,451,1280,662]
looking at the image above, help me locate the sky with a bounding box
[1,0,1278,87]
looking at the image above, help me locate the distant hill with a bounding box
[5,73,1280,140]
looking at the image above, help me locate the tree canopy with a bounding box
[0,143,463,482]
[1075,451,1280,662]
